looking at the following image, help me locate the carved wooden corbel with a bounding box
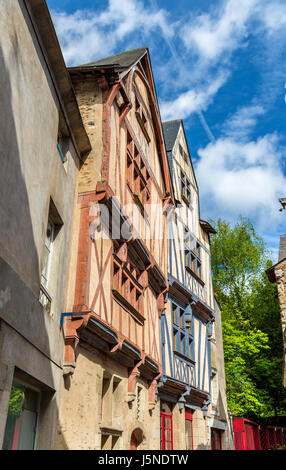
[63,313,90,376]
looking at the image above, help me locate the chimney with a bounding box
[278,234,286,262]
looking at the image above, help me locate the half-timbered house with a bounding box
[160,119,230,449]
[57,48,174,450]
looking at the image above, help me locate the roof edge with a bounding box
[71,47,149,71]
[266,257,286,283]
[200,220,217,235]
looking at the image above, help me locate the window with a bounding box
[160,402,173,450]
[113,256,143,314]
[100,373,122,450]
[126,132,151,210]
[57,132,68,164]
[39,218,54,315]
[172,301,193,360]
[211,370,219,415]
[41,219,54,289]
[184,229,202,280]
[180,170,191,205]
[39,201,63,316]
[101,374,111,422]
[135,96,151,144]
[2,381,39,450]
[185,410,193,450]
[179,144,188,163]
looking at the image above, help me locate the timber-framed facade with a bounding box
[57,48,174,450]
[160,120,232,449]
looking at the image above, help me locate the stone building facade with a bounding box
[266,234,286,388]
[207,299,234,449]
[0,0,90,450]
[57,48,174,450]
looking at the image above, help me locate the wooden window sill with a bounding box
[40,283,52,302]
[186,266,205,286]
[126,183,150,222]
[100,426,123,436]
[182,195,190,207]
[112,289,145,325]
[174,350,195,365]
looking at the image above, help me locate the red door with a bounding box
[160,412,173,450]
[185,410,193,450]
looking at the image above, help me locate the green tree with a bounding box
[209,217,286,418]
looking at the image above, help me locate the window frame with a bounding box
[160,411,173,450]
[184,228,203,282]
[57,132,68,164]
[185,410,193,450]
[134,96,151,144]
[2,379,40,450]
[126,131,151,212]
[112,255,144,318]
[40,218,55,291]
[180,170,191,205]
[172,300,193,360]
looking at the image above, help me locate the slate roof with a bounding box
[162,120,182,178]
[162,120,182,152]
[73,47,148,69]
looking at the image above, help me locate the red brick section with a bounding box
[73,191,98,311]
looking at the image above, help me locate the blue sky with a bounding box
[47,0,286,261]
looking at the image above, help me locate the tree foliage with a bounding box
[8,386,24,417]
[210,217,286,418]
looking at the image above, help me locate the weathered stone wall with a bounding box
[207,300,234,449]
[274,262,286,387]
[0,0,81,449]
[57,346,161,450]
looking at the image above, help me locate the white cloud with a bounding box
[195,132,286,230]
[160,72,229,121]
[260,1,286,33]
[222,105,265,140]
[51,0,173,66]
[181,0,258,63]
[50,0,286,125]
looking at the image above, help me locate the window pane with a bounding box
[185,420,193,450]
[41,245,50,287]
[180,310,184,328]
[181,334,185,354]
[2,384,38,450]
[173,330,177,351]
[172,304,177,324]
